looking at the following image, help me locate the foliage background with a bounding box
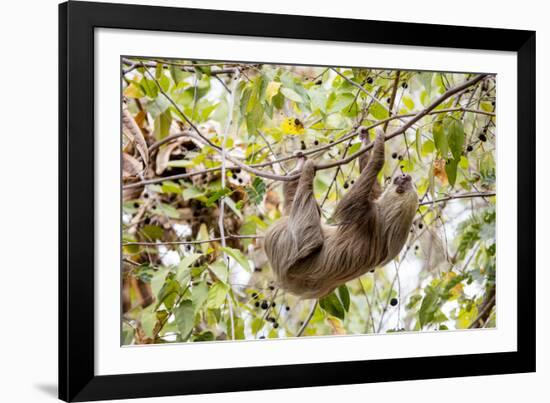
[121,57,496,344]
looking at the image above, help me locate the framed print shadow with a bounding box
[59,1,536,401]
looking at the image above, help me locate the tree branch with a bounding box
[123,234,262,246]
[123,73,490,189]
[419,191,495,206]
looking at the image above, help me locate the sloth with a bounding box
[264,128,419,299]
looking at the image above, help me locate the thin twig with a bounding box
[419,191,495,206]
[123,234,262,246]
[296,300,318,337]
[468,293,496,329]
[124,104,492,190]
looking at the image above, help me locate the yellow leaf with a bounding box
[450,283,464,298]
[326,317,346,335]
[265,81,281,104]
[124,82,144,98]
[280,117,305,135]
[433,158,448,185]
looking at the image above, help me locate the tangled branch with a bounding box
[123,71,491,190]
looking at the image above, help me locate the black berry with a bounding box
[398,155,403,161]
[466,145,473,152]
[252,292,258,299]
[268,285,275,291]
[478,134,487,142]
[386,97,391,104]
[259,335,265,339]
[235,168,241,174]
[285,306,290,311]
[392,152,398,159]
[273,323,279,329]
[415,245,419,250]
[401,82,408,89]
[272,302,276,307]
[343,182,349,189]
[254,301,260,308]
[301,142,306,150]
[314,140,319,146]
[133,202,139,209]
[261,301,269,310]
[390,298,398,306]
[366,77,373,84]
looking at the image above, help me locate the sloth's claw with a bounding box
[293,151,307,170]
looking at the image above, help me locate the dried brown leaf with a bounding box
[122,106,149,168]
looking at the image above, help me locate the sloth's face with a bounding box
[393,174,413,194]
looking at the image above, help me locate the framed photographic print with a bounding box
[59,1,536,401]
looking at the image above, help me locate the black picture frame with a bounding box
[59,1,536,401]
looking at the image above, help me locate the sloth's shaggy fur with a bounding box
[264,129,418,299]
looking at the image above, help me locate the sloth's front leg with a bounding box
[286,158,324,264]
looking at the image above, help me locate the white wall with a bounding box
[0,0,546,402]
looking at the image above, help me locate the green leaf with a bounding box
[327,92,355,113]
[246,177,266,204]
[265,81,282,103]
[192,281,209,313]
[221,246,251,272]
[156,277,180,310]
[153,109,172,140]
[433,121,448,158]
[459,155,469,170]
[141,225,163,241]
[445,158,458,187]
[418,72,433,96]
[176,253,201,284]
[122,322,135,345]
[151,267,170,298]
[140,305,157,338]
[402,96,415,110]
[174,300,194,340]
[251,317,264,334]
[160,180,181,195]
[206,281,229,309]
[418,286,440,328]
[415,129,423,161]
[154,203,180,219]
[246,102,264,137]
[209,260,228,283]
[205,187,232,207]
[280,87,303,103]
[319,291,345,320]
[447,119,465,160]
[421,139,435,156]
[370,102,388,120]
[182,186,205,200]
[337,285,351,312]
[193,331,215,342]
[141,78,159,99]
